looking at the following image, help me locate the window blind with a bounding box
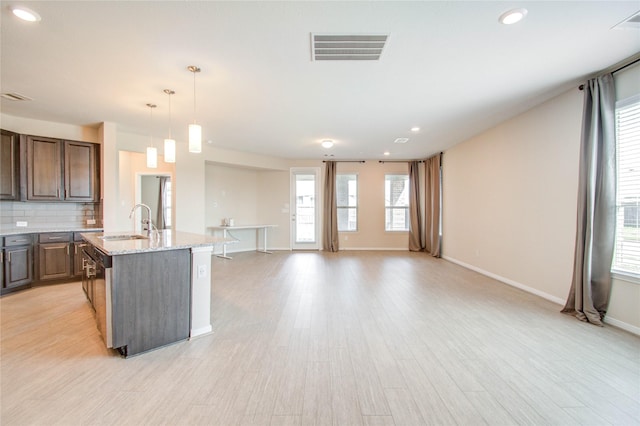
[613,94,640,275]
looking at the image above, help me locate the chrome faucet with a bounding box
[128,203,155,237]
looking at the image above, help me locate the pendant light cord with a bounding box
[192,69,197,124]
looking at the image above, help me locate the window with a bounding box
[163,179,172,228]
[385,174,409,231]
[613,94,640,276]
[337,174,358,231]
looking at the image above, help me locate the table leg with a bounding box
[216,228,233,260]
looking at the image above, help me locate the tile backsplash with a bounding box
[0,201,103,232]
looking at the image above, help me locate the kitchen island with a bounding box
[81,230,230,357]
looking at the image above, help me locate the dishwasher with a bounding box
[82,244,113,348]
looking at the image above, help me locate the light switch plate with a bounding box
[87,219,96,225]
[197,264,207,278]
[16,221,27,227]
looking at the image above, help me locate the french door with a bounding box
[290,168,320,250]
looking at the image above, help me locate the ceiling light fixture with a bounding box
[410,127,420,132]
[146,103,158,169]
[11,6,41,22]
[383,151,390,156]
[321,139,334,149]
[187,65,202,154]
[499,8,528,25]
[163,89,176,163]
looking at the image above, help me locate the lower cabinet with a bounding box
[0,230,101,295]
[37,233,72,281]
[2,234,34,294]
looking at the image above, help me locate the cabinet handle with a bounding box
[67,245,70,256]
[7,252,10,263]
[48,236,63,240]
[0,252,3,263]
[12,239,28,243]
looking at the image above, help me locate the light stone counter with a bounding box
[81,229,234,255]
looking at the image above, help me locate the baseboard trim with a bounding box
[442,255,640,337]
[604,316,640,336]
[340,247,407,251]
[442,255,566,305]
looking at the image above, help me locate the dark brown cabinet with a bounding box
[73,232,91,277]
[26,136,99,202]
[26,136,63,201]
[2,234,34,293]
[0,130,20,200]
[37,233,72,281]
[65,141,98,201]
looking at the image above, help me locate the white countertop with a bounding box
[81,230,234,256]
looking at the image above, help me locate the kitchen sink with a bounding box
[99,234,148,241]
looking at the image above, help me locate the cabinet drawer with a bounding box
[4,234,32,246]
[39,232,72,243]
[74,230,100,241]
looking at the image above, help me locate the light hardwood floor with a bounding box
[1,251,639,425]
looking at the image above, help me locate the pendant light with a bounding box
[146,103,158,169]
[187,65,202,153]
[163,89,176,163]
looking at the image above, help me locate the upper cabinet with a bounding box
[0,130,20,200]
[26,136,99,202]
[64,141,98,202]
[26,136,63,201]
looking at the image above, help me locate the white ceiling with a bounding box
[1,1,639,160]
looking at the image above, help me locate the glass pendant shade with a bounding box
[164,138,176,163]
[189,123,202,153]
[146,146,158,168]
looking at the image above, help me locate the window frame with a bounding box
[612,93,640,284]
[384,173,410,232]
[336,173,358,232]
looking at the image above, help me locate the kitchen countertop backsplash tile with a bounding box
[0,201,102,236]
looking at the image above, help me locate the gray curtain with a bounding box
[156,176,168,229]
[562,74,616,326]
[424,153,442,257]
[322,161,339,252]
[408,161,424,251]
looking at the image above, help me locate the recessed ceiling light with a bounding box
[321,139,334,149]
[410,127,420,132]
[383,151,390,156]
[499,8,527,25]
[394,138,409,144]
[11,6,41,22]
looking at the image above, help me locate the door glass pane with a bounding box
[296,174,315,243]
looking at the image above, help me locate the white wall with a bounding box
[442,84,639,334]
[116,151,176,233]
[204,163,290,252]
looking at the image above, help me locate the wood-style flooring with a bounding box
[1,251,639,425]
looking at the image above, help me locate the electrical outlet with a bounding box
[87,219,96,225]
[197,264,207,278]
[16,221,27,227]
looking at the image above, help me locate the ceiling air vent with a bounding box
[1,92,33,101]
[312,34,389,61]
[613,10,640,30]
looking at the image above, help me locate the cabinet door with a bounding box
[0,130,20,200]
[73,242,87,276]
[38,243,72,280]
[27,136,63,201]
[5,246,33,288]
[0,250,4,289]
[65,141,98,201]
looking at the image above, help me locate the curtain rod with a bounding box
[579,55,640,90]
[378,160,424,163]
[322,160,365,163]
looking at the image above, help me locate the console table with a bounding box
[209,225,277,259]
